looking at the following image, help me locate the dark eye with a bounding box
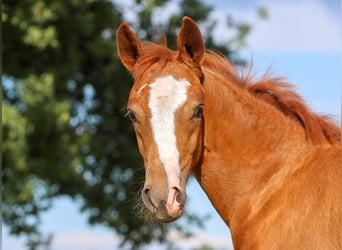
[126,110,138,123]
[192,104,204,119]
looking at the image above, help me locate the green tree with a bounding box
[2,0,259,248]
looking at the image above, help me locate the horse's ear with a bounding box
[116,22,142,71]
[177,16,205,65]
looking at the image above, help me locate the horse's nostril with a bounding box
[143,187,150,195]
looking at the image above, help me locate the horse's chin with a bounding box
[154,201,184,222]
[142,198,184,222]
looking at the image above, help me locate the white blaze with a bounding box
[136,83,148,95]
[148,75,190,187]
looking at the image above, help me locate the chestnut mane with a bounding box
[133,42,340,145]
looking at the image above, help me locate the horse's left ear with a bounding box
[177,16,205,65]
[116,22,143,71]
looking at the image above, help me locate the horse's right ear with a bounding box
[116,22,142,71]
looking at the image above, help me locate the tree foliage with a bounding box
[2,0,256,248]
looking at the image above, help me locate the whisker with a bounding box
[132,186,155,223]
[128,169,157,223]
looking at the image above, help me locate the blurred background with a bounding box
[2,0,340,249]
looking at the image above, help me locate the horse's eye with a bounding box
[192,104,204,119]
[127,110,138,123]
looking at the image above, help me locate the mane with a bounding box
[134,42,341,145]
[202,51,341,145]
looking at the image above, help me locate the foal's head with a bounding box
[117,17,205,222]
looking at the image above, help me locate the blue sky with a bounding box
[3,0,341,249]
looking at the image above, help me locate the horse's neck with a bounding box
[193,69,309,226]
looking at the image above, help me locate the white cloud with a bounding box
[49,229,233,250]
[168,229,234,250]
[209,0,341,53]
[248,1,340,53]
[51,231,121,250]
[3,227,233,250]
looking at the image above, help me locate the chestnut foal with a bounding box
[116,17,341,249]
